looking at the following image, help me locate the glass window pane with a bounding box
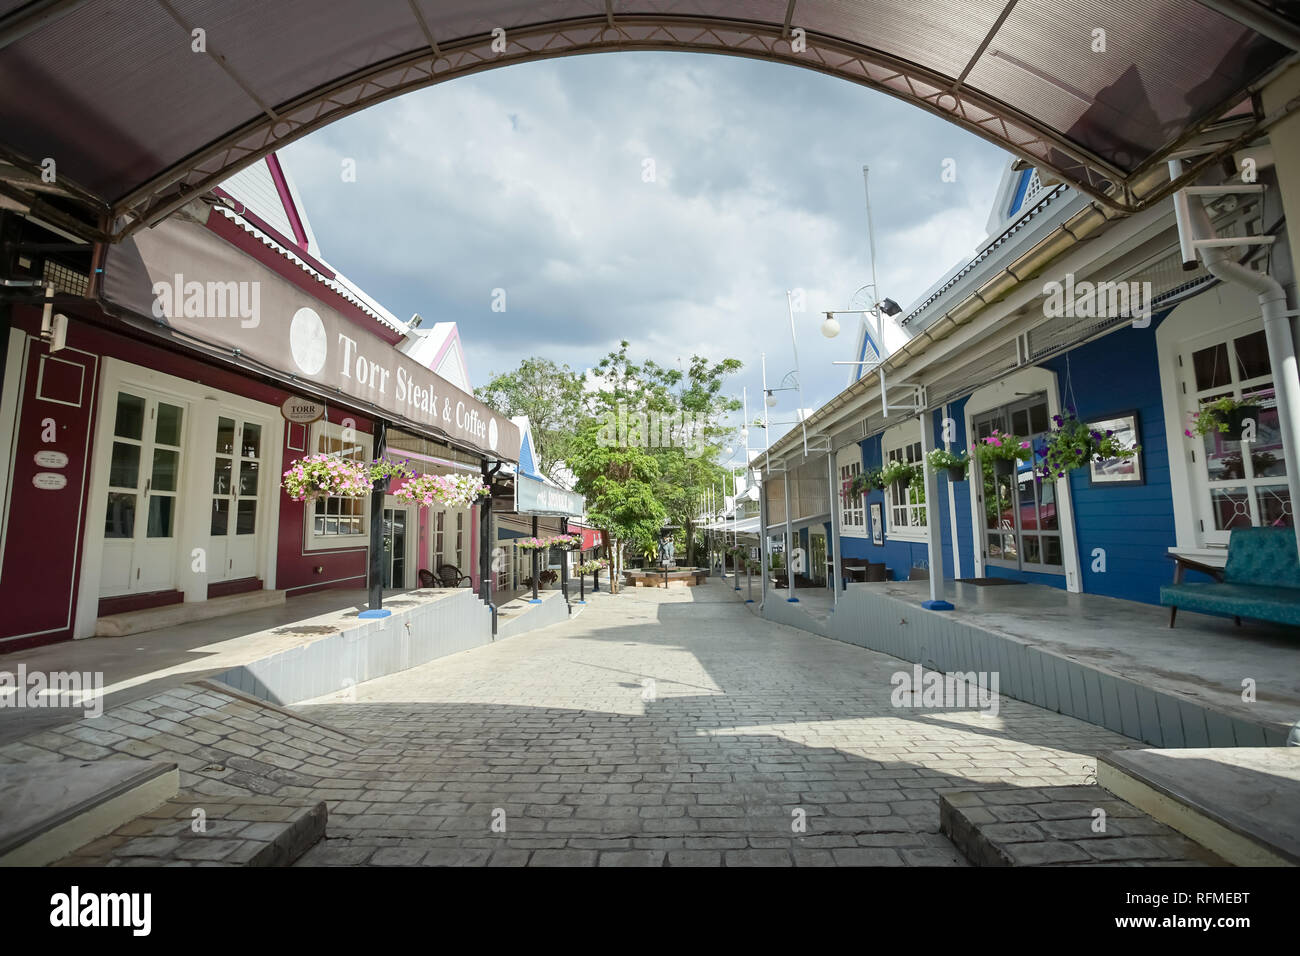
[1012,409,1029,434]
[215,417,236,456]
[1203,434,1246,481]
[236,500,257,535]
[1040,480,1059,530]
[114,393,145,440]
[242,423,262,460]
[213,457,232,495]
[1234,330,1270,381]
[1192,343,1231,391]
[147,495,175,537]
[1023,535,1041,564]
[211,497,229,536]
[109,441,140,489]
[1044,536,1063,566]
[1029,403,1049,434]
[105,492,136,538]
[238,459,259,496]
[155,403,183,447]
[313,515,325,535]
[1256,486,1292,527]
[1211,487,1252,531]
[325,517,338,535]
[151,448,180,492]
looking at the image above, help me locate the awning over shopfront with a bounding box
[1,1,1296,236]
[98,214,519,463]
[514,473,585,518]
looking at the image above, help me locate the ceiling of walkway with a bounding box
[0,1,1297,238]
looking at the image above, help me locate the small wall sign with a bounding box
[34,450,69,468]
[33,472,67,490]
[281,397,326,424]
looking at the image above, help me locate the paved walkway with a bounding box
[289,580,1138,866]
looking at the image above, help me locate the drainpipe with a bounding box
[826,449,842,608]
[759,478,769,610]
[1172,159,1300,558]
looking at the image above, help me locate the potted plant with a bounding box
[393,472,490,509]
[880,459,919,497]
[977,430,1032,478]
[515,536,551,551]
[1185,395,1263,441]
[925,447,969,482]
[281,454,373,502]
[1042,411,1138,479]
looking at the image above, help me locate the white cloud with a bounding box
[280,51,1009,445]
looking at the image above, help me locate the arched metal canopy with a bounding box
[0,0,1297,239]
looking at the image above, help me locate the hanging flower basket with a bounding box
[1187,396,1262,441]
[577,559,608,575]
[1042,411,1139,479]
[281,454,372,502]
[515,536,552,551]
[393,472,490,509]
[978,430,1031,478]
[880,459,920,497]
[925,447,969,482]
[556,533,585,551]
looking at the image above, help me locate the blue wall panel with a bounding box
[1041,318,1178,605]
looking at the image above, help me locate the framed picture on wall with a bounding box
[1088,411,1144,485]
[870,502,884,545]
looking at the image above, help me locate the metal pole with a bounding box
[918,410,953,610]
[786,290,808,457]
[759,482,769,609]
[480,460,497,636]
[761,353,771,476]
[560,516,570,610]
[529,515,540,603]
[364,420,388,616]
[827,448,842,609]
[782,461,797,601]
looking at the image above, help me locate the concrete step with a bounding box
[96,589,286,637]
[939,784,1224,866]
[1097,747,1300,867]
[0,759,179,866]
[51,793,328,866]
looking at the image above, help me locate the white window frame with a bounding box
[1179,320,1286,544]
[881,420,927,542]
[963,366,1082,591]
[1157,283,1279,554]
[303,419,373,552]
[836,444,866,537]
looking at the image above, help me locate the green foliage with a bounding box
[925,448,968,474]
[475,357,585,481]
[880,459,920,487]
[1185,395,1259,438]
[1043,411,1138,477]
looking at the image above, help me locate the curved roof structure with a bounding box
[0,1,1297,240]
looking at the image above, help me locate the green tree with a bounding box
[475,357,584,481]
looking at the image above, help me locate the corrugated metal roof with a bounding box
[0,1,1294,236]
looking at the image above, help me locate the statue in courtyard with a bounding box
[658,534,675,567]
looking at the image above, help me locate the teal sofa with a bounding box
[1161,527,1300,628]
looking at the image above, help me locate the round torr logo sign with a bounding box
[281,397,326,424]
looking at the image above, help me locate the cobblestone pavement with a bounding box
[290,582,1140,866]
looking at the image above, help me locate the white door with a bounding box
[100,389,187,595]
[208,414,266,582]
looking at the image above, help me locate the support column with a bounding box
[479,460,496,636]
[560,517,570,610]
[917,410,953,611]
[759,482,769,609]
[782,466,797,601]
[363,420,389,617]
[529,515,541,604]
[827,449,842,609]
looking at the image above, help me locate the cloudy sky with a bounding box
[280,51,1010,452]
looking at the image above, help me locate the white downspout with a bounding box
[1171,160,1300,559]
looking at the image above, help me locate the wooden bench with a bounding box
[1161,527,1300,629]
